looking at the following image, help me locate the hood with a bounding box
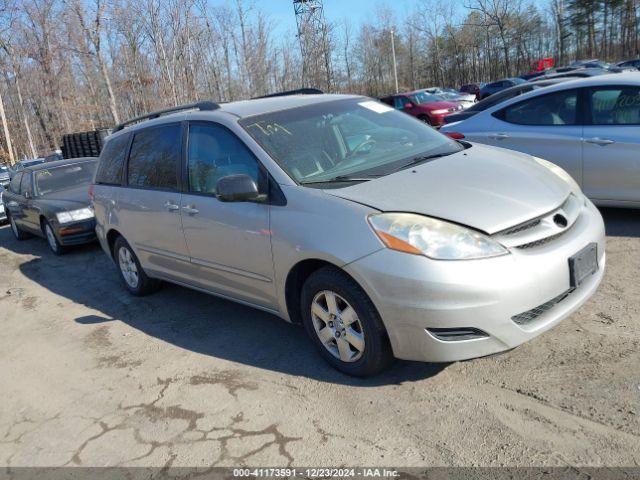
[325,143,571,234]
[420,101,460,111]
[39,184,90,211]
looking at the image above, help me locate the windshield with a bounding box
[467,85,539,112]
[240,98,462,185]
[19,159,44,170]
[410,92,445,104]
[34,161,97,196]
[0,166,8,173]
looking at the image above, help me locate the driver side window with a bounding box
[187,123,262,196]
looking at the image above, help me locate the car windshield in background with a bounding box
[240,98,462,185]
[410,92,445,104]
[0,166,8,173]
[35,161,97,196]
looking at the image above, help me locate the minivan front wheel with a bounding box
[301,266,393,376]
[113,236,159,296]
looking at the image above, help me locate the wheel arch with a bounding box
[106,228,123,260]
[284,258,373,325]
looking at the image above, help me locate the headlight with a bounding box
[431,109,449,115]
[533,156,582,195]
[56,208,94,225]
[368,213,508,260]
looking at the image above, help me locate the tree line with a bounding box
[0,0,638,163]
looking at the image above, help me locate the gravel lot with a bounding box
[0,208,639,468]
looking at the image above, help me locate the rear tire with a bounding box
[113,236,160,296]
[43,220,65,255]
[301,266,393,377]
[8,213,29,241]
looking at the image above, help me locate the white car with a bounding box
[441,72,640,208]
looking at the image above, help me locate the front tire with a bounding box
[113,236,160,296]
[8,213,29,240]
[301,266,393,377]
[43,220,65,255]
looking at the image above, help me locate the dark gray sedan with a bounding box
[3,157,97,254]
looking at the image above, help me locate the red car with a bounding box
[380,91,463,127]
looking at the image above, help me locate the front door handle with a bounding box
[164,201,180,212]
[489,133,510,140]
[585,137,615,146]
[182,205,199,215]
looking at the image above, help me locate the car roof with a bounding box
[108,93,366,139]
[23,157,97,172]
[476,71,640,113]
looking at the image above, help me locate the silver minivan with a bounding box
[93,92,605,376]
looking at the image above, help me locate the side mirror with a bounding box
[216,174,263,202]
[404,102,414,109]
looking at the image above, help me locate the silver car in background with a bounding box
[441,72,640,208]
[93,93,605,376]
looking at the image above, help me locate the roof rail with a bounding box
[113,101,220,132]
[253,88,324,99]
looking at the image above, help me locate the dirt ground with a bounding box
[0,208,639,468]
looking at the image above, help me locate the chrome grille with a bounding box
[501,219,541,236]
[494,194,583,249]
[511,289,573,325]
[516,231,565,249]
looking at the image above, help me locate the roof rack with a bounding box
[113,101,220,132]
[253,88,324,99]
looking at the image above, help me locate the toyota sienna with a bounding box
[92,91,605,376]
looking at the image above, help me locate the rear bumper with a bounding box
[344,200,606,362]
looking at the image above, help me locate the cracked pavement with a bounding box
[0,208,639,467]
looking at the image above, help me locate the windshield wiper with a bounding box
[301,174,382,185]
[389,151,454,174]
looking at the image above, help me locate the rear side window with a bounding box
[590,87,640,125]
[127,124,181,190]
[95,133,130,185]
[496,90,578,126]
[9,172,23,194]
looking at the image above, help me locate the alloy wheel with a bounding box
[311,290,365,362]
[118,246,139,289]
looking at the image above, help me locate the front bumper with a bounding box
[56,219,97,246]
[344,200,606,362]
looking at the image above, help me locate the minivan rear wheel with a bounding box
[301,266,393,377]
[114,236,160,296]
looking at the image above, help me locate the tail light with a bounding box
[444,132,465,140]
[88,183,94,201]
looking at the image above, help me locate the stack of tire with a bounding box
[61,129,112,159]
